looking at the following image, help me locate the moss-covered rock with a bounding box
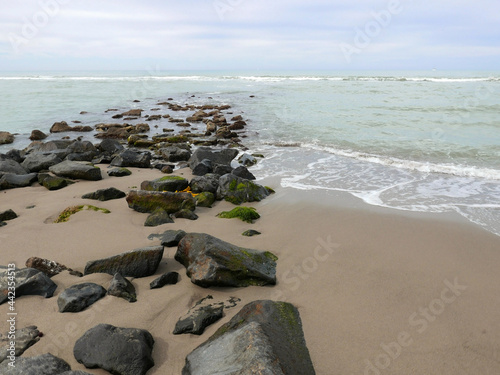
[54,205,111,223]
[140,176,189,192]
[217,174,270,205]
[126,190,195,214]
[195,191,215,207]
[217,207,260,223]
[242,229,261,237]
[42,176,71,191]
[144,208,174,227]
[107,167,132,177]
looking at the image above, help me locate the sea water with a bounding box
[0,71,499,235]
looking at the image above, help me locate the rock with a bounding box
[50,121,72,133]
[195,192,215,207]
[159,146,191,162]
[174,296,224,335]
[161,165,174,174]
[121,109,143,117]
[144,209,174,226]
[110,149,151,168]
[213,164,233,176]
[67,141,97,154]
[42,176,70,190]
[126,190,196,214]
[82,187,126,201]
[26,139,72,154]
[21,153,63,172]
[0,326,41,363]
[238,153,257,166]
[217,207,260,223]
[0,159,27,176]
[231,115,243,121]
[242,229,261,237]
[60,371,93,375]
[95,126,129,139]
[149,229,187,247]
[3,149,24,163]
[217,174,269,205]
[149,272,179,289]
[25,257,68,277]
[0,353,71,374]
[175,233,278,288]
[0,209,17,221]
[58,283,106,313]
[108,273,136,302]
[189,173,219,194]
[74,324,154,375]
[182,300,315,375]
[107,167,132,177]
[29,129,48,141]
[0,132,14,145]
[228,121,246,131]
[173,209,199,220]
[188,147,238,171]
[0,267,57,305]
[0,173,38,190]
[98,138,125,155]
[49,161,102,181]
[140,176,189,192]
[231,165,255,180]
[0,222,6,227]
[192,158,213,176]
[84,246,164,278]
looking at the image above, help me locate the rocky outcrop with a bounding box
[110,149,151,168]
[0,132,14,145]
[175,233,278,288]
[0,267,57,305]
[182,300,316,375]
[49,161,102,181]
[0,353,71,374]
[108,273,137,302]
[140,176,189,192]
[149,272,179,289]
[57,283,106,313]
[216,174,269,205]
[84,246,164,278]
[50,121,92,133]
[74,324,154,375]
[0,326,41,363]
[82,187,126,201]
[126,190,195,214]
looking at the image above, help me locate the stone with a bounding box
[217,174,269,205]
[121,109,143,117]
[25,257,68,277]
[110,149,151,168]
[173,209,199,220]
[58,283,107,313]
[97,139,125,155]
[43,176,72,190]
[84,246,164,278]
[108,273,137,302]
[149,272,179,289]
[0,353,71,374]
[182,300,315,375]
[67,141,97,154]
[242,229,262,237]
[144,209,174,226]
[175,233,278,288]
[4,149,24,163]
[213,164,233,176]
[0,267,57,305]
[0,173,38,190]
[149,229,187,247]
[0,209,17,221]
[0,326,41,363]
[140,176,189,192]
[195,192,215,208]
[50,121,72,133]
[0,132,14,145]
[159,146,192,162]
[238,153,257,166]
[189,173,219,194]
[29,129,48,141]
[82,187,126,201]
[49,161,102,181]
[74,324,154,375]
[60,371,93,375]
[107,167,132,177]
[192,158,213,176]
[0,159,27,176]
[188,147,238,171]
[126,190,196,214]
[21,153,63,172]
[231,165,256,180]
[174,296,224,335]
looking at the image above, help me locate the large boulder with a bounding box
[21,153,63,173]
[97,139,125,155]
[0,209,17,221]
[188,147,238,171]
[82,187,126,201]
[182,300,316,375]
[84,246,164,278]
[0,353,71,374]
[189,173,219,194]
[140,176,189,192]
[57,283,106,313]
[74,324,154,375]
[49,161,102,181]
[126,190,195,214]
[175,233,277,288]
[0,159,27,176]
[0,267,57,305]
[0,173,38,190]
[0,132,14,145]
[110,149,151,168]
[159,146,191,162]
[0,326,41,363]
[216,174,269,205]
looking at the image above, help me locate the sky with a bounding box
[0,0,499,71]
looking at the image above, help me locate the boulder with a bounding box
[239,153,257,166]
[149,229,187,247]
[50,121,72,133]
[3,149,24,163]
[216,174,269,205]
[0,326,41,363]
[108,273,136,302]
[29,129,48,141]
[174,296,224,335]
[82,187,126,201]
[213,164,233,176]
[121,109,143,117]
[159,146,191,162]
[97,139,125,155]
[182,300,316,375]
[107,167,132,177]
[84,246,164,278]
[0,209,17,221]
[0,159,27,176]
[188,147,238,171]
[60,371,93,375]
[242,229,261,237]
[0,173,38,190]
[21,153,63,172]
[0,267,57,305]
[140,176,189,192]
[67,141,97,154]
[192,159,213,176]
[195,192,215,208]
[231,165,256,180]
[175,233,277,288]
[126,190,195,214]
[0,353,71,374]
[110,149,151,168]
[74,324,154,375]
[144,209,174,226]
[58,283,106,313]
[0,132,14,145]
[149,272,179,289]
[49,161,102,181]
[25,257,68,277]
[42,176,70,191]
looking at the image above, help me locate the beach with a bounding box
[1,163,500,374]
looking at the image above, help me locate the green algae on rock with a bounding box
[54,205,111,223]
[217,207,260,223]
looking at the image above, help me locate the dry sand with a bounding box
[1,166,500,375]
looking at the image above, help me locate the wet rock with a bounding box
[0,159,27,176]
[144,209,174,227]
[49,121,72,133]
[192,159,213,176]
[175,233,278,288]
[231,165,255,180]
[121,109,143,117]
[0,209,17,221]
[42,176,70,191]
[217,174,269,205]
[0,326,41,363]
[0,173,38,190]
[29,129,48,141]
[126,190,195,214]
[188,147,238,171]
[74,324,154,375]
[0,267,57,305]
[60,371,93,375]
[189,173,219,194]
[159,146,192,162]
[195,192,215,207]
[82,187,126,201]
[149,272,179,289]
[174,296,224,335]
[108,273,136,302]
[49,161,102,181]
[84,246,164,278]
[0,132,14,145]
[140,176,189,192]
[58,283,106,313]
[213,164,233,176]
[21,153,63,173]
[97,138,125,155]
[110,149,151,168]
[4,149,25,163]
[238,153,257,166]
[107,167,132,177]
[182,300,316,375]
[242,229,261,237]
[0,353,71,374]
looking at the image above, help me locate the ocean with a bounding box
[1,71,499,236]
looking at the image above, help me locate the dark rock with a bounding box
[162,165,173,173]
[66,151,97,162]
[173,209,199,220]
[231,115,243,121]
[195,192,215,207]
[0,159,27,176]
[140,176,189,192]
[49,161,102,181]
[84,246,164,278]
[149,272,179,289]
[67,141,97,154]
[0,353,71,374]
[95,126,129,139]
[174,296,224,335]
[242,229,261,237]
[29,129,48,141]
[175,233,278,288]
[182,300,316,375]
[213,164,233,176]
[0,132,14,145]
[149,229,187,247]
[0,173,37,190]
[0,209,17,221]
[97,139,125,155]
[50,121,72,133]
[144,209,174,227]
[228,121,246,131]
[110,149,151,168]
[238,153,257,166]
[126,190,195,214]
[107,167,132,177]
[188,147,238,171]
[0,222,6,227]
[231,165,256,180]
[74,324,154,375]
[121,109,143,117]
[189,173,219,194]
[159,146,192,162]
[82,187,126,201]
[192,158,212,176]
[21,153,63,173]
[42,176,70,190]
[25,257,68,277]
[0,267,57,305]
[108,273,136,302]
[4,149,25,163]
[60,371,94,375]
[0,326,41,363]
[58,283,106,313]
[217,174,269,205]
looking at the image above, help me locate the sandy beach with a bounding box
[1,165,500,374]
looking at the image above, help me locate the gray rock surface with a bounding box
[173,296,224,335]
[189,173,219,194]
[0,209,17,221]
[0,353,71,374]
[188,147,238,170]
[126,190,195,214]
[107,167,131,177]
[0,160,27,176]
[0,326,41,363]
[108,273,137,302]
[0,173,38,190]
[58,283,106,313]
[144,209,174,226]
[0,267,57,305]
[49,161,102,181]
[82,187,126,201]
[21,153,63,173]
[110,149,151,168]
[149,272,179,289]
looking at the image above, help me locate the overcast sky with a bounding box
[0,0,499,71]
